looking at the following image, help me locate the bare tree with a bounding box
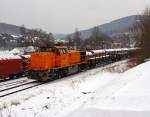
[73,29,82,50]
[132,7,150,60]
[19,27,54,47]
[82,26,112,50]
[66,35,74,49]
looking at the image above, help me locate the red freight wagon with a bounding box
[0,55,23,80]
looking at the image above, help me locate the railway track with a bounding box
[0,58,137,98]
[0,77,29,86]
[0,78,43,98]
[0,83,44,98]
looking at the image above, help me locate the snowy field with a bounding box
[0,59,149,117]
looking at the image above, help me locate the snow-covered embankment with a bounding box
[67,60,150,117]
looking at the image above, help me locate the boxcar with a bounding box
[0,55,23,80]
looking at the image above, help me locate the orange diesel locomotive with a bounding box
[29,46,86,81]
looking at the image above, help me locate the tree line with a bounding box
[66,27,112,50]
[131,7,150,61]
[18,25,55,47]
[0,26,55,50]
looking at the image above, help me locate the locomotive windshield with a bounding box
[39,46,68,55]
[58,48,68,55]
[40,47,55,52]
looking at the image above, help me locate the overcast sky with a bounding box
[0,0,150,34]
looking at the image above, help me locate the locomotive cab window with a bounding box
[59,49,64,55]
[64,48,68,53]
[40,47,55,52]
[56,48,68,55]
[56,49,60,55]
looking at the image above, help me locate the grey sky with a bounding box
[0,0,150,33]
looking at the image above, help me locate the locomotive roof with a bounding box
[54,46,67,49]
[40,45,67,49]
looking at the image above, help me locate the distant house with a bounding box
[111,43,122,48]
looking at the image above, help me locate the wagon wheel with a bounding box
[41,76,49,81]
[58,71,62,79]
[57,70,65,79]
[41,72,49,81]
[63,69,69,77]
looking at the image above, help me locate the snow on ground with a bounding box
[0,51,21,60]
[0,59,147,117]
[67,61,150,117]
[0,49,31,60]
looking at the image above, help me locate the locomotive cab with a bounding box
[54,46,69,68]
[55,46,68,55]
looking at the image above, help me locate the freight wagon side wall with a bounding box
[0,59,23,78]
